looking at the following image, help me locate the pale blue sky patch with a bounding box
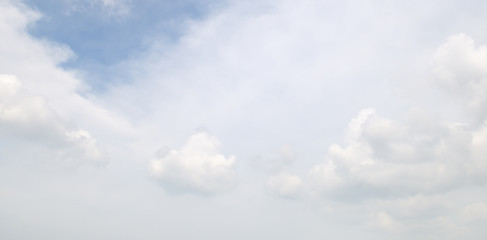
[22,0,225,90]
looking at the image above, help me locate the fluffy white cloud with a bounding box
[296,33,487,236]
[148,132,237,195]
[0,1,131,134]
[305,40,487,195]
[307,108,485,199]
[0,0,133,166]
[433,33,487,123]
[0,74,106,165]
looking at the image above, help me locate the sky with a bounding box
[1,0,487,239]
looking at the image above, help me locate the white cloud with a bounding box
[307,108,483,199]
[93,0,487,234]
[148,132,237,195]
[433,33,487,123]
[296,33,487,236]
[4,0,487,239]
[0,75,107,165]
[0,0,134,163]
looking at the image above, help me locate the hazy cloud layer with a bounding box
[2,0,487,239]
[265,172,303,199]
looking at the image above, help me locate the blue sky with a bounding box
[2,0,487,239]
[24,0,224,89]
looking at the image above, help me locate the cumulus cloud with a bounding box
[0,75,107,165]
[433,33,487,123]
[0,0,133,160]
[304,34,487,196]
[291,33,487,236]
[0,0,126,165]
[148,132,237,195]
[307,108,485,199]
